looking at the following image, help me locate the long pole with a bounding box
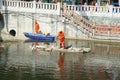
[33,0,36,33]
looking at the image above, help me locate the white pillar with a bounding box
[33,0,36,13]
[0,0,3,9]
[57,2,61,15]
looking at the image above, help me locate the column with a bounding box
[0,0,2,9]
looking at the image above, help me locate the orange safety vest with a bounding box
[35,22,40,34]
[57,31,65,43]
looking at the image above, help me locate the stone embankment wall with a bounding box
[1,12,120,41]
[0,12,88,41]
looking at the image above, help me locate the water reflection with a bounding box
[0,40,120,80]
[57,53,65,80]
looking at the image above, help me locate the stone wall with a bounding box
[0,12,88,41]
[86,16,120,26]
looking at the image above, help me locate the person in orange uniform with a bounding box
[35,21,40,34]
[57,30,65,48]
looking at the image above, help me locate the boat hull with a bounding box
[24,32,55,42]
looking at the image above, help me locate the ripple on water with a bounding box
[0,41,120,80]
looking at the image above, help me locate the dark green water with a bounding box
[0,40,120,80]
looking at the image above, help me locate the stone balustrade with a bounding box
[65,5,120,18]
[0,0,120,18]
[1,0,60,15]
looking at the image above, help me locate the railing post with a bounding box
[16,1,19,12]
[62,3,66,16]
[33,1,36,13]
[60,2,63,17]
[109,5,113,16]
[63,3,67,11]
[57,2,61,15]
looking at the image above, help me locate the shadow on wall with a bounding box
[0,13,4,42]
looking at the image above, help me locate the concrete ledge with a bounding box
[65,37,120,43]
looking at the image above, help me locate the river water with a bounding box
[0,40,120,80]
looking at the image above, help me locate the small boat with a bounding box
[31,45,91,53]
[24,32,56,42]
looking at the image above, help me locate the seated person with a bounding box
[46,33,50,36]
